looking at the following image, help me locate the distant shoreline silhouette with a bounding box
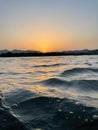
[0,49,98,57]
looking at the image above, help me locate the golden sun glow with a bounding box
[22,30,70,52]
[32,32,58,52]
[37,38,52,53]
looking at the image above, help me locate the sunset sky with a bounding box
[0,0,97,52]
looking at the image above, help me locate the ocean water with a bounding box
[0,55,98,130]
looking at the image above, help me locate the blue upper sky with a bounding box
[0,0,97,51]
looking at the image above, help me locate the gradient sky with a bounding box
[0,0,98,52]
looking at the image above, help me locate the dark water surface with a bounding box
[0,56,98,130]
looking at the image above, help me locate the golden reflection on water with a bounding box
[32,85,46,93]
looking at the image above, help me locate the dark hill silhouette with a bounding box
[0,49,98,57]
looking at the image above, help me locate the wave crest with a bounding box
[61,68,98,76]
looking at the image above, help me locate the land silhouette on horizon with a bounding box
[0,49,98,57]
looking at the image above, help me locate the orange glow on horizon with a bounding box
[26,32,70,52]
[13,29,74,52]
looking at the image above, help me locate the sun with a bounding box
[39,42,49,53]
[35,33,54,52]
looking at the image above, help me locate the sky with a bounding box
[0,0,98,52]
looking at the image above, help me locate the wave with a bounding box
[61,67,98,76]
[3,92,98,130]
[4,89,38,106]
[0,99,28,130]
[39,78,67,86]
[84,62,92,66]
[0,72,4,75]
[1,71,34,76]
[33,63,65,68]
[2,72,24,75]
[69,80,98,91]
[39,78,98,91]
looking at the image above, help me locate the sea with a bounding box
[0,55,98,130]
